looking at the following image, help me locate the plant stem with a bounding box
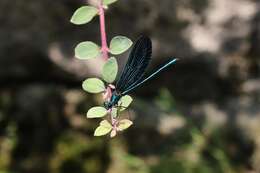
[99,0,109,60]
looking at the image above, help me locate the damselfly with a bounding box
[104,36,178,110]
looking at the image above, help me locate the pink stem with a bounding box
[99,1,109,60]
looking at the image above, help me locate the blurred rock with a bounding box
[10,85,68,173]
[0,0,260,172]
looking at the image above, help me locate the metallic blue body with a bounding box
[104,91,121,110]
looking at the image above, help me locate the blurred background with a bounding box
[0,0,260,173]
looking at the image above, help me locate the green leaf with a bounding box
[117,119,133,131]
[70,6,98,25]
[75,41,100,60]
[94,126,111,136]
[82,78,105,93]
[87,106,107,118]
[103,0,118,5]
[109,36,133,55]
[102,57,118,83]
[94,120,112,136]
[100,120,112,128]
[118,95,133,111]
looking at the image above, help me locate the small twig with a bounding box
[98,0,109,60]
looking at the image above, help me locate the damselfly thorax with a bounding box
[104,91,122,110]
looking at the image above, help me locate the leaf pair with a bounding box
[86,95,133,118]
[75,36,132,60]
[82,59,117,94]
[82,56,117,93]
[94,119,133,137]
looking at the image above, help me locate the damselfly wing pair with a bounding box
[104,36,178,110]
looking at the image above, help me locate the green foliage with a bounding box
[118,95,133,111]
[94,120,113,136]
[155,88,176,111]
[75,41,100,60]
[148,116,239,173]
[82,78,105,93]
[117,119,133,131]
[0,123,16,171]
[109,141,150,173]
[102,57,118,83]
[109,36,133,55]
[103,0,118,6]
[50,131,105,173]
[70,6,98,25]
[87,107,107,118]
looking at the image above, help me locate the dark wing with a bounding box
[116,36,152,93]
